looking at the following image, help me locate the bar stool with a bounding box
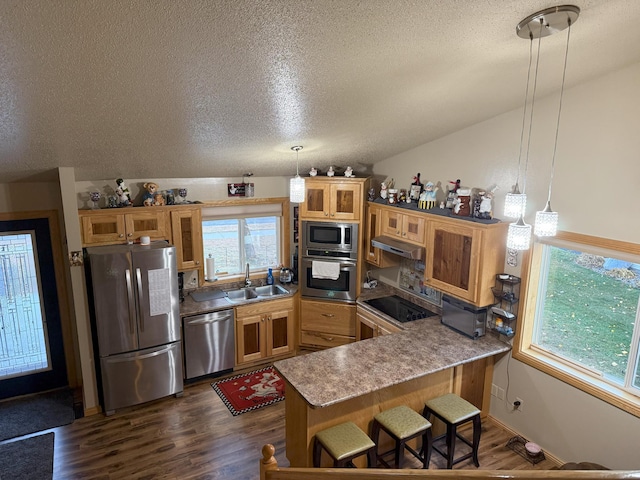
[313,421,377,468]
[423,393,481,469]
[371,405,432,469]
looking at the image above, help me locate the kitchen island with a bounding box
[274,308,510,467]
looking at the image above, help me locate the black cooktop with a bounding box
[364,295,437,323]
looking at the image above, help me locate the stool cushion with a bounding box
[425,393,480,424]
[316,422,375,461]
[374,405,432,439]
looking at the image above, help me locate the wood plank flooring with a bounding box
[52,374,557,479]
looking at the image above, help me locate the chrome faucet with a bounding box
[244,263,252,287]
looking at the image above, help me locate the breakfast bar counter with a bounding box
[274,314,510,467]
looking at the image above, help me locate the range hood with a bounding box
[371,235,424,260]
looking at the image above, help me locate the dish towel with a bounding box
[311,260,340,280]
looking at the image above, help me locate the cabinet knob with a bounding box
[324,212,329,216]
[127,233,133,237]
[195,261,200,265]
[330,213,335,217]
[119,234,124,238]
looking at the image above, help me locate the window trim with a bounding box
[198,197,291,286]
[513,230,640,418]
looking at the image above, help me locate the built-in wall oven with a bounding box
[301,221,358,302]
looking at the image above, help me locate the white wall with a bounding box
[372,62,640,467]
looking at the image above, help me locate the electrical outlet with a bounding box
[514,397,523,412]
[497,387,505,401]
[491,384,498,397]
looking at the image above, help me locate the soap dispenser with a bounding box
[267,268,274,285]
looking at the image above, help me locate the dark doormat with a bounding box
[0,432,54,480]
[0,388,74,442]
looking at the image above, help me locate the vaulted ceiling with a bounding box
[1,0,639,182]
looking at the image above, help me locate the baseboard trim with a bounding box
[487,415,564,467]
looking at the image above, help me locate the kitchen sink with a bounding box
[254,284,289,296]
[225,288,258,302]
[224,284,289,303]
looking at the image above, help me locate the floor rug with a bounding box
[0,388,74,442]
[0,432,54,480]
[212,366,285,416]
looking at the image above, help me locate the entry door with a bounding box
[0,217,67,399]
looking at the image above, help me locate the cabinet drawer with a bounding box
[300,330,354,349]
[300,300,355,336]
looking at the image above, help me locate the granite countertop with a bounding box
[274,285,510,408]
[180,283,299,317]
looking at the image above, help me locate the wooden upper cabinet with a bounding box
[170,208,203,272]
[80,209,170,246]
[380,209,426,244]
[424,218,507,306]
[299,179,364,221]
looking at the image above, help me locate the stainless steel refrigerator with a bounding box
[86,242,183,415]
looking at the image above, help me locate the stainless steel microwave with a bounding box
[303,221,358,259]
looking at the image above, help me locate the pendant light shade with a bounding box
[507,215,532,250]
[289,146,305,203]
[534,201,558,236]
[504,185,527,219]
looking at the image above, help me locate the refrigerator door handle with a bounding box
[186,314,233,325]
[136,268,144,331]
[125,268,136,334]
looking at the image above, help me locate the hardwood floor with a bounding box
[52,374,557,479]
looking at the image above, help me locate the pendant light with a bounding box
[534,9,578,237]
[506,17,544,251]
[289,145,305,203]
[504,35,534,219]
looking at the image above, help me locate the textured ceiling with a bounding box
[1,0,639,183]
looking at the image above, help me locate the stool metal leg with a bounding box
[422,427,432,468]
[446,424,457,469]
[472,414,481,467]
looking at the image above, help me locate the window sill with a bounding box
[513,346,640,419]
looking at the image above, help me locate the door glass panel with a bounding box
[0,232,50,379]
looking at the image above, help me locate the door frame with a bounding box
[0,210,76,397]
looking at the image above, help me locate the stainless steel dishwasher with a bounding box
[183,310,235,379]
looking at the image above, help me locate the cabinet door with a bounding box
[300,184,328,219]
[171,208,204,271]
[124,210,170,243]
[426,221,481,302]
[81,214,126,245]
[329,183,361,221]
[365,205,381,265]
[381,209,403,238]
[236,314,266,364]
[402,213,426,244]
[267,309,294,357]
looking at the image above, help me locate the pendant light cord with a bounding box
[522,19,543,196]
[547,17,572,203]
[514,34,535,191]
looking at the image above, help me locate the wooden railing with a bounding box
[260,445,640,480]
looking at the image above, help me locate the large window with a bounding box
[201,202,284,277]
[515,232,640,416]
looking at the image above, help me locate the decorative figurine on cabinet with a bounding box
[142,182,161,207]
[154,192,166,206]
[115,178,132,207]
[367,187,376,201]
[409,173,423,201]
[309,167,318,176]
[326,166,335,177]
[418,181,439,209]
[380,181,388,200]
[344,166,354,177]
[477,185,498,219]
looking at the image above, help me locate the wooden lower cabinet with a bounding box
[355,307,401,340]
[236,297,295,365]
[299,298,356,349]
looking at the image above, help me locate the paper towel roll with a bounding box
[206,257,216,281]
